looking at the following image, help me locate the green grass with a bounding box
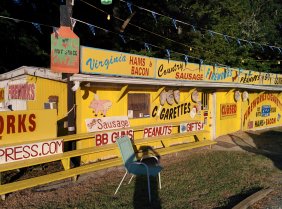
[35,150,280,209]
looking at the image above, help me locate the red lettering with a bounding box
[14,146,23,160]
[0,116,4,135]
[18,114,27,133]
[96,134,102,146]
[28,114,36,132]
[7,115,15,134]
[5,147,14,161]
[23,145,31,158]
[30,144,38,157]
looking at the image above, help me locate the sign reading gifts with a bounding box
[180,121,204,133]
[155,59,203,80]
[80,46,155,78]
[0,139,63,164]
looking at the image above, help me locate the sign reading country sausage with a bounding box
[155,59,203,81]
[0,110,57,146]
[0,139,63,164]
[80,46,155,78]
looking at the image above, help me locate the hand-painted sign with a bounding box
[85,116,130,132]
[155,59,203,80]
[80,46,155,78]
[204,66,234,83]
[242,93,282,130]
[220,103,237,119]
[51,26,79,73]
[0,88,4,102]
[180,121,204,133]
[143,125,172,138]
[0,139,63,164]
[0,110,57,145]
[95,129,133,146]
[151,102,191,120]
[239,70,261,84]
[8,83,35,100]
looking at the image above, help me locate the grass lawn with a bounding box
[29,149,280,209]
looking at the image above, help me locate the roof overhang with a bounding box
[70,74,282,92]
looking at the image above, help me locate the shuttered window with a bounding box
[128,93,150,118]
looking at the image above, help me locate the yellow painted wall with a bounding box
[75,84,210,163]
[26,76,68,120]
[215,91,242,137]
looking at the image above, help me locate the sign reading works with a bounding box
[0,110,57,145]
[80,46,155,78]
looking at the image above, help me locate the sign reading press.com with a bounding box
[0,140,63,164]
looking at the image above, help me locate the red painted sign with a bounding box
[8,83,35,100]
[180,121,204,133]
[95,129,134,146]
[143,125,172,138]
[220,103,237,118]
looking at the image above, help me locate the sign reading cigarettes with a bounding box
[0,140,63,164]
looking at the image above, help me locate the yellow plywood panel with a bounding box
[0,109,57,146]
[80,46,156,78]
[242,93,282,130]
[26,76,67,120]
[155,59,203,81]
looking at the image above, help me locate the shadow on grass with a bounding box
[214,187,263,209]
[133,175,162,209]
[229,129,282,170]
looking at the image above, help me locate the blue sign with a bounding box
[261,105,270,117]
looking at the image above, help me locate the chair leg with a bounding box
[158,173,162,189]
[147,174,151,203]
[114,170,128,195]
[128,175,134,184]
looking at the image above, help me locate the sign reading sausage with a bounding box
[85,116,130,132]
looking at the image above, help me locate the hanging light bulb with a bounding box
[107,14,111,20]
[101,0,112,5]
